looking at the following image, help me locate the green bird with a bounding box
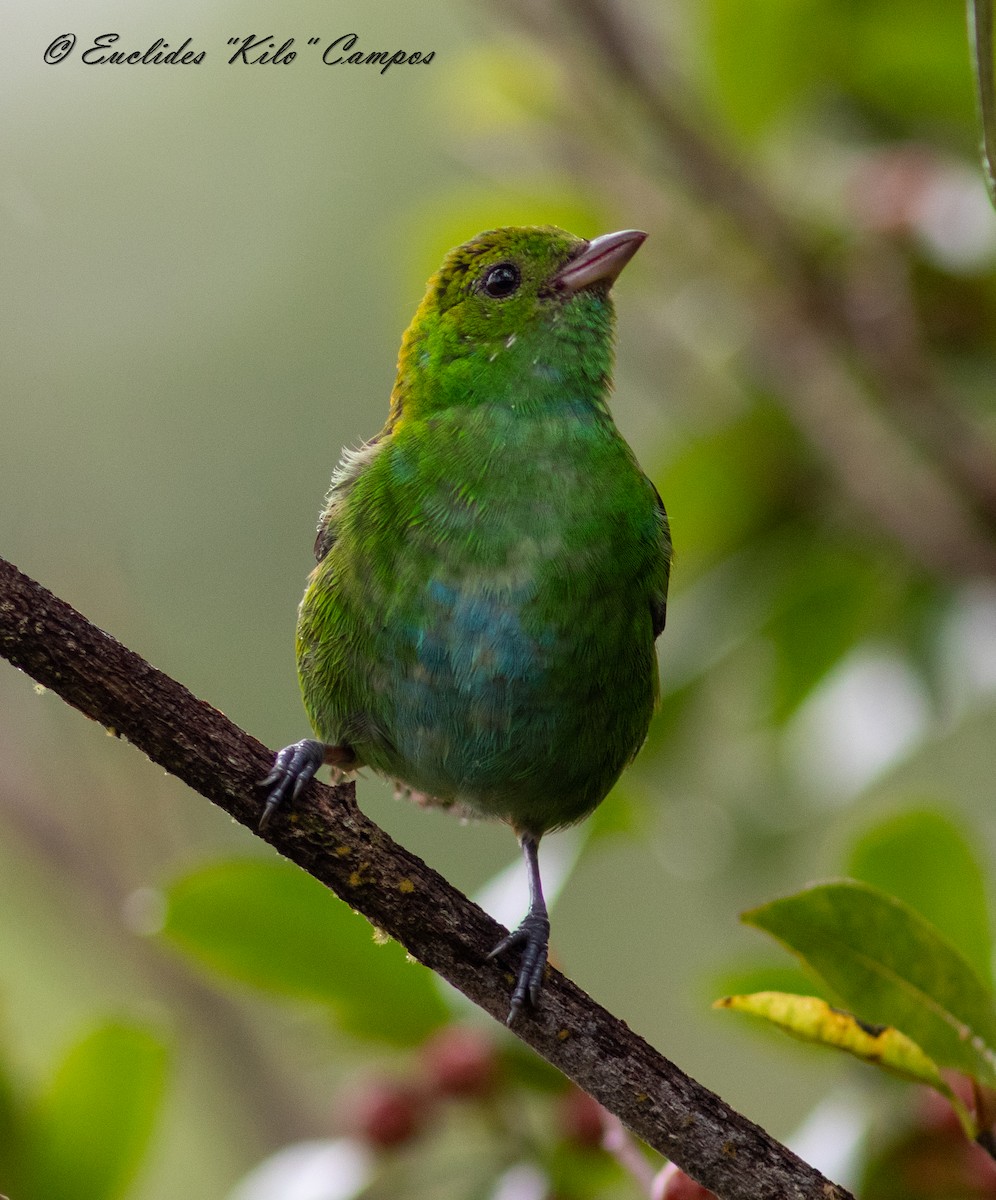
[262,225,671,1021]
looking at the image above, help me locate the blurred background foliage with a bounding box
[4,0,996,1195]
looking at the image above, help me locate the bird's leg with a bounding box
[258,740,356,830]
[488,833,550,1024]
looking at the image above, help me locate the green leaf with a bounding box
[657,402,803,580]
[706,0,827,139]
[846,2,975,128]
[847,808,993,984]
[762,535,897,721]
[25,1023,168,1200]
[744,881,996,1085]
[715,991,976,1137]
[162,858,449,1045]
[706,0,973,138]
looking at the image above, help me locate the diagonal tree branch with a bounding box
[0,555,853,1200]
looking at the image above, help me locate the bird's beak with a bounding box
[552,229,647,295]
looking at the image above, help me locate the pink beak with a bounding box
[552,229,647,294]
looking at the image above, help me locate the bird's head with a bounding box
[391,225,646,420]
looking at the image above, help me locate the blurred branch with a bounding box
[508,0,996,576]
[0,556,853,1200]
[0,774,317,1149]
[757,304,996,578]
[549,0,817,285]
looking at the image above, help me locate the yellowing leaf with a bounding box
[715,991,976,1138]
[744,881,996,1086]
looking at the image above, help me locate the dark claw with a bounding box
[257,739,327,830]
[488,909,551,1024]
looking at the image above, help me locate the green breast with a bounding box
[297,399,669,835]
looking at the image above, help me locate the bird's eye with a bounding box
[481,263,521,299]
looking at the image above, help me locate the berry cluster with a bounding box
[340,1022,717,1199]
[348,1026,500,1149]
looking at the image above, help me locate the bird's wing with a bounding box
[314,517,336,562]
[650,480,671,640]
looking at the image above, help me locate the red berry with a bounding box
[349,1079,426,1149]
[918,1075,977,1137]
[422,1026,499,1098]
[557,1087,607,1148]
[965,1141,996,1193]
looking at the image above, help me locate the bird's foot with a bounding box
[258,740,355,830]
[488,909,551,1025]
